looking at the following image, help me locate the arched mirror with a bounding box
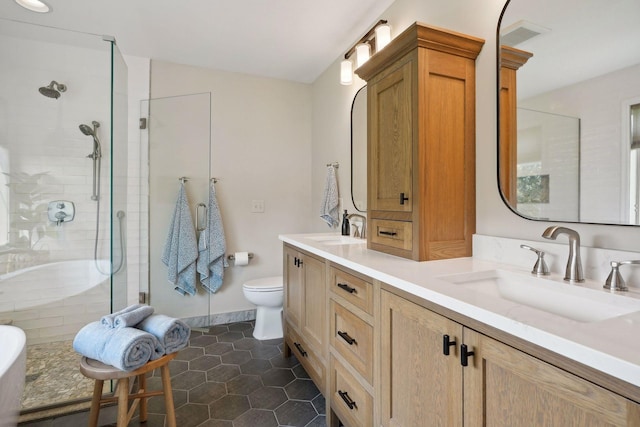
[351,85,367,212]
[498,0,640,225]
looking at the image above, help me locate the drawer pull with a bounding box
[443,334,456,356]
[379,230,397,237]
[399,192,409,205]
[294,342,308,357]
[337,283,357,294]
[338,331,357,346]
[338,390,357,410]
[461,344,474,367]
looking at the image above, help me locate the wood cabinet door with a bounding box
[283,246,302,331]
[301,253,326,355]
[463,329,640,427]
[368,59,413,214]
[380,290,463,427]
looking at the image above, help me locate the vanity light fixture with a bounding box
[15,0,51,13]
[340,19,391,85]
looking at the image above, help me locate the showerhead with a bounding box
[39,81,67,99]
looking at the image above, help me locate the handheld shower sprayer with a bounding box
[79,121,102,201]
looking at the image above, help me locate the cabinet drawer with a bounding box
[330,356,374,427]
[330,300,373,383]
[330,266,374,315]
[370,219,412,251]
[285,323,325,390]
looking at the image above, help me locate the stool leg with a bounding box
[161,363,176,427]
[88,379,103,427]
[117,378,129,427]
[138,373,147,422]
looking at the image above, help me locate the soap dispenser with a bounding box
[341,210,350,236]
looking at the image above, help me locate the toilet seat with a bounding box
[243,276,283,293]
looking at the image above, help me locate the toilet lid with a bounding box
[243,276,283,292]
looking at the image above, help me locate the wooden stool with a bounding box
[79,352,177,427]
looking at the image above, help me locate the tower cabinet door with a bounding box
[463,329,640,427]
[368,58,413,215]
[380,290,463,427]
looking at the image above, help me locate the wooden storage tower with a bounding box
[356,22,484,261]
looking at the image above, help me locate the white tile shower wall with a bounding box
[473,234,640,290]
[520,63,640,224]
[0,33,114,341]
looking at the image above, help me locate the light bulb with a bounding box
[355,43,371,68]
[340,59,353,85]
[375,23,391,52]
[15,0,50,13]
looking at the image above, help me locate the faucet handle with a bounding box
[520,244,550,276]
[604,260,640,292]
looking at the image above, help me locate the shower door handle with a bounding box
[196,203,207,232]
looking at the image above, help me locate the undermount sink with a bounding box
[439,269,640,323]
[307,235,365,245]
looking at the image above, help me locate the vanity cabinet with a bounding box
[356,23,484,261]
[380,289,640,426]
[283,244,327,389]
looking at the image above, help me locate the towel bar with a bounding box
[326,162,339,168]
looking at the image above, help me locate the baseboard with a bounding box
[182,309,257,329]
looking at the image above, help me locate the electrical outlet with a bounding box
[251,199,265,213]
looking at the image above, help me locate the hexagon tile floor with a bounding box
[20,321,327,427]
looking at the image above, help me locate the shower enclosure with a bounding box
[0,19,128,413]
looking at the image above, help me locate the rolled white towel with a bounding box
[136,314,191,354]
[73,321,164,371]
[101,304,154,329]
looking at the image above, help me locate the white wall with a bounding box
[311,0,640,253]
[147,60,313,318]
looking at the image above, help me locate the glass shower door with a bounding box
[143,93,212,323]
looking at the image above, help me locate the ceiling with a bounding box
[0,0,395,83]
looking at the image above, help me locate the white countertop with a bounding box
[279,232,640,389]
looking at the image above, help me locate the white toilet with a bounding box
[242,276,284,340]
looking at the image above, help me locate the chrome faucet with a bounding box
[541,226,584,283]
[347,213,366,239]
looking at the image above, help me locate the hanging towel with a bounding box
[196,182,228,293]
[100,304,154,329]
[320,165,339,227]
[136,314,191,354]
[162,183,199,296]
[73,321,164,371]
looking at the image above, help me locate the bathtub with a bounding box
[0,325,26,427]
[0,260,111,343]
[0,260,110,312]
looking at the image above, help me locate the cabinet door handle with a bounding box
[337,283,357,294]
[338,331,357,346]
[338,390,357,410]
[399,192,409,205]
[379,230,398,237]
[443,334,456,356]
[460,344,474,367]
[294,257,299,267]
[294,342,308,357]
